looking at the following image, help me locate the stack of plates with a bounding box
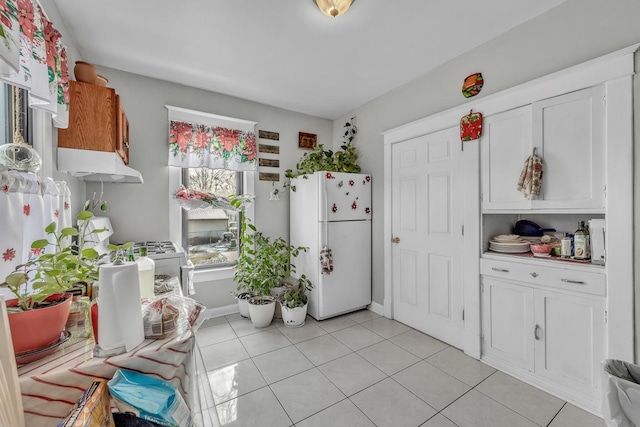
[489,235,531,253]
[520,236,542,243]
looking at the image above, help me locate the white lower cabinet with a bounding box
[480,258,605,413]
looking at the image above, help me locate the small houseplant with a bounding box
[231,194,309,327]
[285,118,361,190]
[280,275,313,327]
[1,209,108,354]
[234,231,309,327]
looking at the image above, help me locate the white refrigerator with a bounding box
[290,171,372,320]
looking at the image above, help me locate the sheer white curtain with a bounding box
[0,170,71,299]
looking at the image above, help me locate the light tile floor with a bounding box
[196,310,605,427]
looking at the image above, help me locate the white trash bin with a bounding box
[602,359,640,426]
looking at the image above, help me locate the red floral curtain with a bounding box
[0,0,69,128]
[168,120,257,171]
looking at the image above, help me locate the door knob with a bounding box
[392,236,400,244]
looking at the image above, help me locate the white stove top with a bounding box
[117,241,186,261]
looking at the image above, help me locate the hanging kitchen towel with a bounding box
[319,246,333,275]
[517,154,543,199]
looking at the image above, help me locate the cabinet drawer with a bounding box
[481,258,605,296]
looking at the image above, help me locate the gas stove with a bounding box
[130,241,183,260]
[116,241,192,295]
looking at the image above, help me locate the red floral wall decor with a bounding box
[460,110,483,142]
[462,72,484,98]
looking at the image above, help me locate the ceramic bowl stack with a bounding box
[489,234,531,253]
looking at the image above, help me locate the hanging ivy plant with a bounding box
[285,118,361,191]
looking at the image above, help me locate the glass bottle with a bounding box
[561,233,572,258]
[136,246,155,299]
[573,221,590,260]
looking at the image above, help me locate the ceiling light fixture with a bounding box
[314,0,354,18]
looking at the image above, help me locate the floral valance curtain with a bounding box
[0,0,69,128]
[0,170,71,299]
[168,119,257,171]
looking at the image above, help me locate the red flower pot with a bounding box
[7,293,72,354]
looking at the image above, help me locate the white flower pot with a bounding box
[270,281,300,319]
[236,293,251,318]
[248,296,275,328]
[281,304,307,327]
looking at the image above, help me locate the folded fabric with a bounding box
[517,154,543,199]
[319,246,333,275]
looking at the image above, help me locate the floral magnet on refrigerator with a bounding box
[460,110,483,142]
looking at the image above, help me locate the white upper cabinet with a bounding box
[481,105,532,210]
[531,86,605,210]
[482,86,605,212]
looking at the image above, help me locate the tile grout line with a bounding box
[204,312,584,426]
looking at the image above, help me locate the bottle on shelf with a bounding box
[573,221,590,260]
[561,233,572,258]
[136,246,155,299]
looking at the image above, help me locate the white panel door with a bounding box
[391,126,464,348]
[481,277,535,373]
[533,289,605,402]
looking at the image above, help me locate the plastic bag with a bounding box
[602,359,640,426]
[107,370,191,427]
[141,294,206,341]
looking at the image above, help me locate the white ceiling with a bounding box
[52,0,567,120]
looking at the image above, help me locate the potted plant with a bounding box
[285,118,361,190]
[231,193,309,327]
[235,230,309,328]
[280,275,313,327]
[1,210,108,355]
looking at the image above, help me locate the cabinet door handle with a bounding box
[530,272,539,278]
[491,268,509,273]
[561,278,586,285]
[534,324,541,340]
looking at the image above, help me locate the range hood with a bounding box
[57,148,144,183]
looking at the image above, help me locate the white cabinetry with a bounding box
[481,258,605,411]
[482,86,605,212]
[481,106,532,210]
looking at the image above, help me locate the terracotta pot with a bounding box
[74,61,97,84]
[7,293,73,354]
[95,74,108,86]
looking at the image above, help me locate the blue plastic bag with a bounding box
[107,370,191,427]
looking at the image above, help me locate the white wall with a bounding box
[72,67,332,309]
[333,0,640,311]
[41,0,640,344]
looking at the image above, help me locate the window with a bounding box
[182,168,243,269]
[166,105,256,276]
[0,84,33,145]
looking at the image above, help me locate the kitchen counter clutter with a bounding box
[483,250,602,268]
[15,280,216,427]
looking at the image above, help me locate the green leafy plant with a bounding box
[1,210,110,311]
[281,275,313,309]
[285,118,361,189]
[231,195,309,305]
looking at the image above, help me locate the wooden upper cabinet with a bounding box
[58,80,130,165]
[116,95,129,165]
